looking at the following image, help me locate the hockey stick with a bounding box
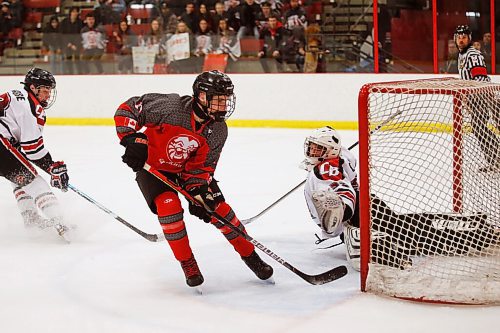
[143,163,348,285]
[67,184,164,242]
[241,109,404,225]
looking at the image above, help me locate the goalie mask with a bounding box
[22,67,57,109]
[303,126,341,166]
[192,70,236,122]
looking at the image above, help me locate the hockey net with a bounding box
[358,78,500,304]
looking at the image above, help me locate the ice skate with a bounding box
[180,256,204,290]
[241,251,274,283]
[41,218,71,243]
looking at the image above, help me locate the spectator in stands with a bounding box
[180,2,199,34]
[283,0,307,31]
[237,0,261,40]
[198,0,218,11]
[212,2,228,33]
[0,1,12,62]
[258,14,284,72]
[158,1,178,36]
[280,26,305,72]
[166,21,196,73]
[256,1,274,33]
[303,23,325,73]
[94,0,120,25]
[194,18,213,57]
[143,19,166,64]
[144,18,164,46]
[482,32,492,72]
[111,0,127,18]
[198,3,214,32]
[442,39,458,74]
[112,20,137,74]
[193,18,213,71]
[473,40,482,51]
[226,0,241,33]
[42,16,63,74]
[8,0,23,28]
[60,7,84,74]
[213,18,240,61]
[81,12,107,74]
[169,0,185,17]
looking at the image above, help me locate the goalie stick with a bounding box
[242,109,404,225]
[143,163,348,285]
[67,184,164,242]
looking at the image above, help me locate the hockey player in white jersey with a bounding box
[301,126,361,270]
[0,68,70,237]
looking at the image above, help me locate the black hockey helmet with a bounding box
[23,67,56,89]
[454,25,472,41]
[21,68,57,108]
[192,70,235,122]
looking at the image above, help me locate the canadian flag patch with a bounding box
[126,118,138,129]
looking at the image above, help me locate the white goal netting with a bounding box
[358,78,500,304]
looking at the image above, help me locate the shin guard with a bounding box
[155,192,193,261]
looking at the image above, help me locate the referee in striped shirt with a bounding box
[455,25,499,172]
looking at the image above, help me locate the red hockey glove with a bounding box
[120,132,148,172]
[48,161,69,192]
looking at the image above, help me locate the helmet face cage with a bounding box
[193,70,236,121]
[23,68,57,109]
[304,126,341,163]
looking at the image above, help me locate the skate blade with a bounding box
[262,276,275,285]
[193,286,203,295]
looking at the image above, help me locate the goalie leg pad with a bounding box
[344,224,360,271]
[312,190,345,234]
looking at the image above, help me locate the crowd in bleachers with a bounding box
[0,0,327,73]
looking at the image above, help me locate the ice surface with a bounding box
[0,127,498,333]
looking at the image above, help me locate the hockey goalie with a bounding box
[300,126,498,272]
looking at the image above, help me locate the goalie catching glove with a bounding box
[312,190,345,234]
[48,161,69,191]
[120,132,148,172]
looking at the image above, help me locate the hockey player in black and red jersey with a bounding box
[300,126,361,270]
[454,24,500,172]
[0,68,70,237]
[114,70,273,288]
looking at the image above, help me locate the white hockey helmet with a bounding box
[304,126,342,164]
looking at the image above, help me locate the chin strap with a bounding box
[192,100,211,122]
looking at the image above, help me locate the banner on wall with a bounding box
[132,45,159,74]
[166,32,190,64]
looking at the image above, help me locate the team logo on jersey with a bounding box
[34,104,46,126]
[166,135,200,163]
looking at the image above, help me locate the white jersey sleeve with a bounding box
[0,88,49,161]
[304,146,358,237]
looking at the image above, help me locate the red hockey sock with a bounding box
[155,192,193,261]
[212,202,254,257]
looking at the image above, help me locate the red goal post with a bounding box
[357,77,500,304]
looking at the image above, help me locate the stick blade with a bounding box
[304,265,348,285]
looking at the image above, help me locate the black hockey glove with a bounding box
[188,184,217,212]
[48,161,69,192]
[189,202,212,223]
[187,181,225,222]
[120,132,148,172]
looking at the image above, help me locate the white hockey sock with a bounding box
[22,175,63,222]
